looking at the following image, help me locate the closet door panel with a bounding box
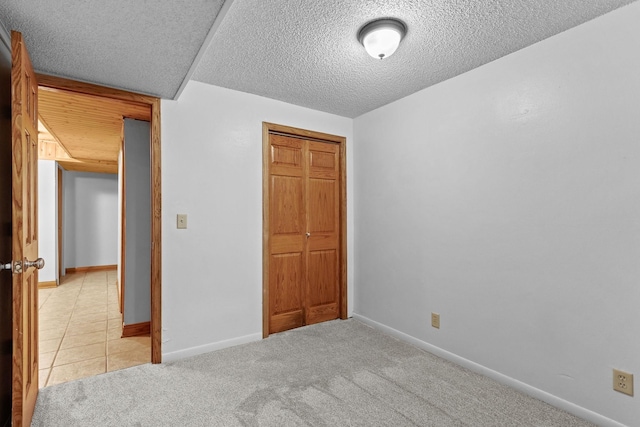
[305,142,340,326]
[268,136,305,333]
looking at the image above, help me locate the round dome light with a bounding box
[358,18,407,60]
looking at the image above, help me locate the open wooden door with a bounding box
[11,30,42,427]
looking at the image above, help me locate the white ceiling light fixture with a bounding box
[358,18,407,60]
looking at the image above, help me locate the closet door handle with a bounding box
[305,232,311,238]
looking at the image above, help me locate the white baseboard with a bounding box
[352,313,625,427]
[162,332,262,363]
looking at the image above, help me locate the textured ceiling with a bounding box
[193,0,636,117]
[0,0,636,118]
[0,0,226,98]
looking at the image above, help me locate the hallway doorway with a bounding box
[36,75,162,376]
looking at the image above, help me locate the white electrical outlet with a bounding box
[431,312,440,329]
[613,369,634,396]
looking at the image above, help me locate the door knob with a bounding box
[24,258,45,270]
[0,262,11,271]
[306,232,311,238]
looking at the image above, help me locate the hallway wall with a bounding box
[37,160,57,283]
[122,118,151,325]
[63,171,118,270]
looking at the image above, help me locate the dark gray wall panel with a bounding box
[123,118,151,325]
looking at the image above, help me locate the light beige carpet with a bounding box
[32,319,594,426]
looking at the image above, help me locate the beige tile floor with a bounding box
[38,270,150,388]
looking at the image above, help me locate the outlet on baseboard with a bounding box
[613,369,634,396]
[431,312,440,329]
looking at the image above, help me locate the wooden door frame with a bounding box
[37,74,162,363]
[262,122,347,338]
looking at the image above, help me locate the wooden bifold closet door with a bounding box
[265,127,343,335]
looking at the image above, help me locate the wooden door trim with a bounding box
[36,74,162,364]
[36,74,157,106]
[65,265,117,274]
[262,122,347,338]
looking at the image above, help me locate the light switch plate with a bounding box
[177,214,187,229]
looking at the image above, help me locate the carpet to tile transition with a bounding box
[32,319,594,426]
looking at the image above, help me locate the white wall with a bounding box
[117,149,123,289]
[161,82,354,360]
[123,118,151,325]
[37,160,57,283]
[353,3,640,426]
[63,171,118,269]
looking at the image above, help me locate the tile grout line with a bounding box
[40,275,68,386]
[40,270,150,386]
[45,272,85,387]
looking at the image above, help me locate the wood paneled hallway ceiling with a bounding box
[37,86,150,174]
